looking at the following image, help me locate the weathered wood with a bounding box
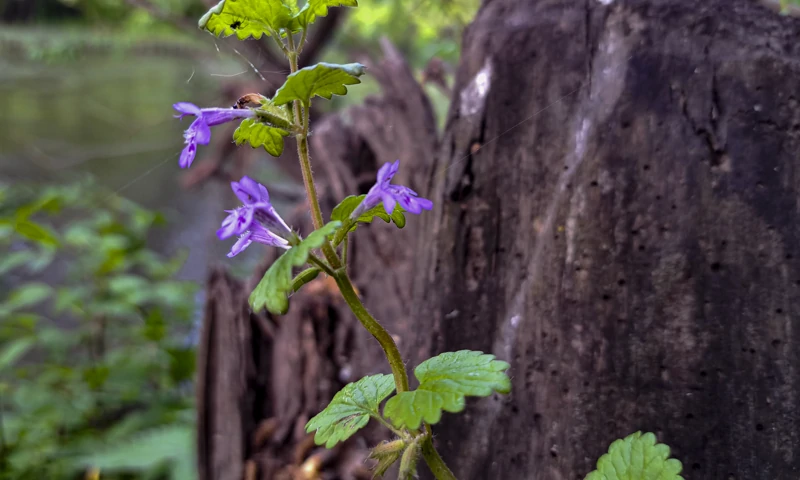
[408,0,800,478]
[197,268,254,480]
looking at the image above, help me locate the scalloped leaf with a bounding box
[249,221,340,314]
[273,62,366,107]
[295,0,358,28]
[330,194,405,245]
[234,118,290,157]
[585,432,684,480]
[305,374,395,448]
[383,350,510,430]
[254,102,294,130]
[199,0,294,39]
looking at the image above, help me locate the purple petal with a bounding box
[381,192,397,216]
[227,233,253,257]
[376,160,400,185]
[257,183,270,203]
[173,102,202,118]
[179,142,197,169]
[216,207,254,239]
[190,118,212,145]
[202,108,255,127]
[250,224,291,249]
[216,212,238,240]
[350,188,382,219]
[232,176,266,204]
[389,186,429,214]
[253,204,291,237]
[414,197,433,211]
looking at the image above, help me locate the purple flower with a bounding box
[352,160,433,218]
[217,176,292,257]
[173,102,255,169]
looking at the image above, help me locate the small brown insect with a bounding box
[232,93,265,109]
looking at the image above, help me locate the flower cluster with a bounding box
[352,160,433,218]
[217,176,292,257]
[173,102,254,169]
[174,105,433,257]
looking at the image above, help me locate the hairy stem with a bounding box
[421,425,457,480]
[342,235,349,269]
[297,27,309,54]
[271,29,290,56]
[284,22,455,480]
[307,254,335,277]
[287,32,341,268]
[333,271,409,393]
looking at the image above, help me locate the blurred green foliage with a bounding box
[340,0,478,66]
[48,0,203,27]
[781,0,800,13]
[0,180,197,479]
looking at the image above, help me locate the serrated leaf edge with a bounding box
[586,431,685,480]
[382,350,511,429]
[305,373,395,448]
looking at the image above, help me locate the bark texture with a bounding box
[408,0,800,479]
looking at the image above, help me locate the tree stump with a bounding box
[408,0,800,479]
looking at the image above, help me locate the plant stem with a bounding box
[307,254,335,277]
[287,33,341,268]
[284,21,455,480]
[421,425,457,480]
[297,27,308,54]
[372,414,407,440]
[295,116,323,231]
[333,271,409,394]
[342,236,349,269]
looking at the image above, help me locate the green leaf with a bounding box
[285,0,300,14]
[249,221,340,314]
[73,425,195,479]
[82,365,110,390]
[199,0,294,39]
[273,62,366,107]
[254,102,294,130]
[295,0,358,28]
[383,350,511,430]
[585,432,684,480]
[0,250,36,276]
[291,267,321,293]
[166,347,196,383]
[330,194,406,245]
[13,219,59,247]
[234,118,290,157]
[306,374,395,448]
[0,338,34,372]
[4,282,52,312]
